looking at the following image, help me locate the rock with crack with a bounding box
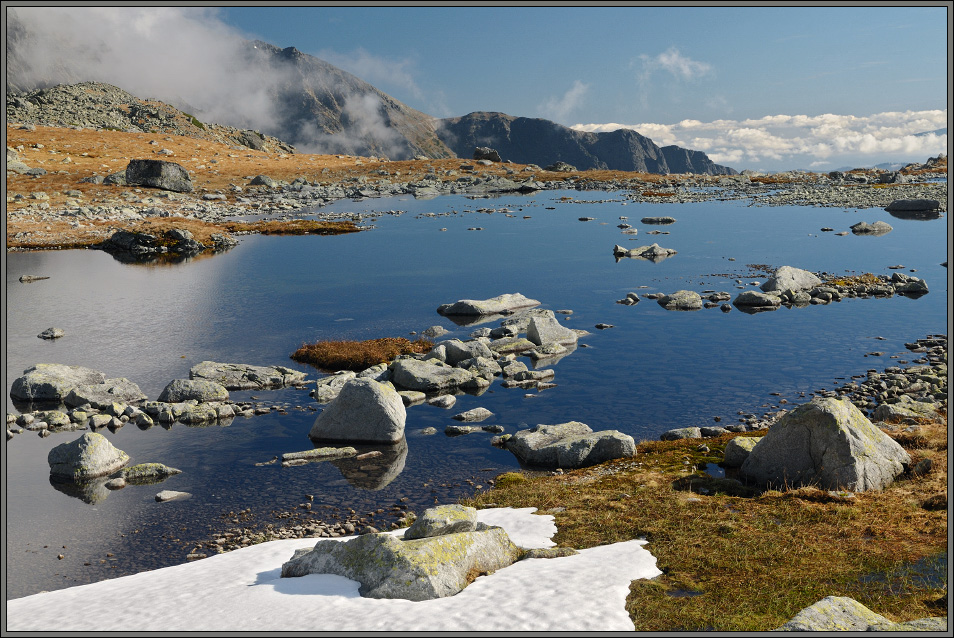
[503,421,636,469]
[281,506,520,600]
[739,397,910,491]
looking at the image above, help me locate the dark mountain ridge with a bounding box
[437,112,736,175]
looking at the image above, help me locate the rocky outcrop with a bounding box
[190,361,308,390]
[437,293,541,316]
[502,421,636,469]
[281,505,520,600]
[309,378,406,444]
[739,398,910,491]
[437,111,736,175]
[48,432,129,480]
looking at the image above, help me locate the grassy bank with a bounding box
[464,419,947,631]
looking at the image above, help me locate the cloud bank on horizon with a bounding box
[573,111,948,172]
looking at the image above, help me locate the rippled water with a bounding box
[4,190,948,599]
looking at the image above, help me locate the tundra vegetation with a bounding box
[291,337,433,372]
[465,415,948,631]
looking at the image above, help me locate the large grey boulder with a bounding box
[63,378,147,409]
[739,398,910,491]
[124,159,193,192]
[389,359,476,392]
[657,290,703,311]
[281,522,520,600]
[403,504,479,540]
[189,361,307,390]
[48,432,130,480]
[309,378,406,444]
[885,198,941,212]
[760,266,822,293]
[776,596,946,631]
[527,311,578,346]
[871,398,941,422]
[504,421,636,469]
[437,293,541,316]
[473,147,502,162]
[10,364,106,402]
[157,379,229,403]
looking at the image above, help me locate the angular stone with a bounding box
[124,159,193,192]
[390,359,475,392]
[63,378,147,409]
[436,339,493,366]
[527,311,578,346]
[48,432,129,480]
[740,398,910,491]
[10,364,106,402]
[312,371,358,404]
[190,361,307,390]
[309,378,406,443]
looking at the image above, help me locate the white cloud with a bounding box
[539,80,590,123]
[572,110,947,171]
[316,47,426,102]
[638,47,712,81]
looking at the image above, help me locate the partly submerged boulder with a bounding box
[63,378,147,409]
[657,290,703,311]
[389,359,476,392]
[527,311,578,346]
[760,266,822,293]
[437,293,541,316]
[157,379,229,403]
[10,363,106,403]
[48,432,130,480]
[850,220,893,236]
[309,378,406,443]
[739,398,910,491]
[189,361,307,390]
[503,421,636,469]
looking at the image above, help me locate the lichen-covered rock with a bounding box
[157,379,229,403]
[871,399,940,422]
[722,436,762,467]
[435,339,494,366]
[309,378,406,443]
[10,363,106,402]
[403,504,479,540]
[120,463,182,484]
[437,293,541,316]
[189,361,307,390]
[281,525,520,600]
[48,432,129,480]
[776,596,946,631]
[740,398,910,491]
[504,421,636,469]
[660,427,702,441]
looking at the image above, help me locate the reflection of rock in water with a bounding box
[887,208,943,221]
[330,439,408,490]
[735,304,779,315]
[440,313,509,327]
[49,475,111,504]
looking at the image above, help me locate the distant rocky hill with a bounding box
[437,112,736,175]
[5,82,297,154]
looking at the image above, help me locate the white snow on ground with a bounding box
[6,507,662,632]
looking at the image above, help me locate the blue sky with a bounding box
[9,5,949,171]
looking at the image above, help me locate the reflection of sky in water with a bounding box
[4,191,949,599]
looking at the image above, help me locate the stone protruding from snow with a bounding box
[157,379,229,403]
[739,398,910,491]
[10,364,107,402]
[309,378,406,444]
[189,361,307,390]
[760,266,822,293]
[281,510,520,600]
[48,432,130,480]
[504,421,636,469]
[526,311,578,346]
[403,504,479,540]
[437,293,541,316]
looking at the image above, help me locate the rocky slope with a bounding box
[6,82,297,154]
[437,112,737,175]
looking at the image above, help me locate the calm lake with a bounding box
[4,189,948,599]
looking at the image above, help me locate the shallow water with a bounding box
[4,189,949,599]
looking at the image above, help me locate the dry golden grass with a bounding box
[466,422,948,631]
[290,337,432,372]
